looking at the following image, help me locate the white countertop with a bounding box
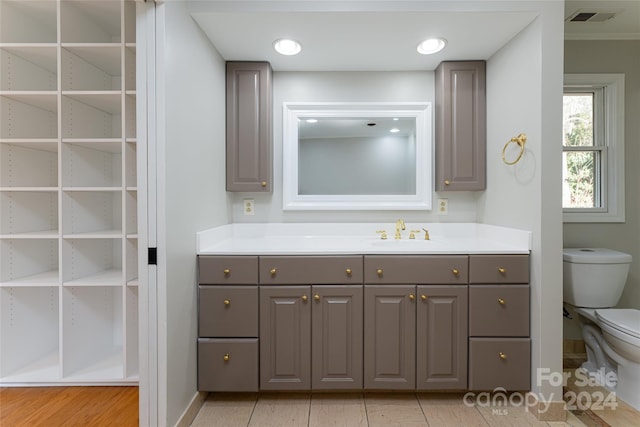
[197,223,531,255]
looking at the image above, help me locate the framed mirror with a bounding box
[282,102,432,210]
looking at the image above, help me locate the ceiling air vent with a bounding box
[566,10,618,23]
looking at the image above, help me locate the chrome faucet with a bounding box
[395,219,406,239]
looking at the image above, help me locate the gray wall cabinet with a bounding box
[435,61,486,191]
[226,61,272,192]
[197,253,529,392]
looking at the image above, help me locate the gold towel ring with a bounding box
[502,133,527,165]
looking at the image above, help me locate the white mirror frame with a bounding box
[282,102,432,210]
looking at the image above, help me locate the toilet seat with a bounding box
[596,309,640,340]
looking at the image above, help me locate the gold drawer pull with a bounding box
[499,352,507,360]
[223,299,231,306]
[223,353,230,362]
[421,295,427,301]
[270,268,277,276]
[444,180,451,185]
[376,268,383,277]
[261,181,267,187]
[301,295,308,302]
[452,268,459,276]
[409,293,415,301]
[498,298,506,305]
[314,294,320,301]
[223,268,231,275]
[498,267,506,274]
[345,268,352,276]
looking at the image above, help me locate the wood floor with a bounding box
[0,386,138,427]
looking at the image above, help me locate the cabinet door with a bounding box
[435,61,486,191]
[311,285,363,389]
[364,285,415,389]
[226,61,272,192]
[416,285,468,390]
[259,286,311,390]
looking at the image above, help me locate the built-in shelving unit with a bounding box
[0,0,138,385]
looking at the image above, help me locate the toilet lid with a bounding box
[563,248,632,264]
[596,309,640,339]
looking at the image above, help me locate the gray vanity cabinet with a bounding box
[416,285,468,390]
[435,61,486,191]
[468,255,531,391]
[197,256,259,392]
[259,256,364,390]
[364,285,416,389]
[226,61,272,192]
[363,255,469,390]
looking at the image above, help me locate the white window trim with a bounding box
[563,73,625,223]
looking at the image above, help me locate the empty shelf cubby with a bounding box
[62,238,123,286]
[62,190,123,236]
[61,1,122,44]
[1,46,57,91]
[0,191,58,235]
[1,143,58,188]
[0,286,60,381]
[62,93,122,139]
[0,239,59,285]
[61,46,122,91]
[62,141,122,188]
[0,1,57,44]
[0,94,58,139]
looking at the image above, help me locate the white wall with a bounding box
[479,2,564,403]
[563,41,640,340]
[157,2,230,425]
[231,71,480,223]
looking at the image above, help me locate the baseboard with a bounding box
[175,391,208,427]
[526,392,566,421]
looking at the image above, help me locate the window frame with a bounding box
[563,74,625,223]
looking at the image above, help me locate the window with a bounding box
[563,74,625,222]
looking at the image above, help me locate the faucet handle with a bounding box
[409,230,421,239]
[376,230,388,240]
[422,228,430,240]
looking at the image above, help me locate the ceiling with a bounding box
[189,1,640,72]
[565,0,640,40]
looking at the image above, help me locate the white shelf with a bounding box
[0,0,137,385]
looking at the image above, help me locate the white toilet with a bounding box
[563,247,640,410]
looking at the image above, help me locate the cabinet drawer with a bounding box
[198,338,259,391]
[364,255,468,284]
[469,338,531,391]
[469,255,529,284]
[259,256,363,284]
[469,285,529,337]
[199,286,258,337]
[199,256,258,284]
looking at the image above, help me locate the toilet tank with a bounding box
[563,248,632,308]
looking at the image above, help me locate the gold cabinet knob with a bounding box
[223,268,231,275]
[261,181,267,187]
[421,295,427,301]
[498,298,506,305]
[452,268,459,276]
[499,352,507,360]
[345,268,352,276]
[270,268,277,276]
[376,268,383,277]
[409,293,415,301]
[223,299,231,306]
[498,267,506,274]
[313,294,320,301]
[444,180,451,185]
[301,295,308,302]
[223,353,230,362]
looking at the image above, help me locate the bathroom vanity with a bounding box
[197,223,531,393]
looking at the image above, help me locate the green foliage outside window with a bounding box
[563,95,596,208]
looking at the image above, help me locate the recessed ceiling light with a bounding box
[273,39,302,56]
[306,119,318,123]
[390,128,400,133]
[417,38,447,55]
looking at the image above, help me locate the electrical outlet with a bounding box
[438,198,448,215]
[243,199,255,216]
